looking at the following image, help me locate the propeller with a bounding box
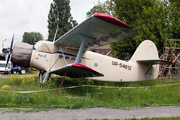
[5,34,14,68]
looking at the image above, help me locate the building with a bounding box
[91,45,112,56]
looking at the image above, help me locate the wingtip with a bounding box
[93,13,132,29]
[160,59,172,64]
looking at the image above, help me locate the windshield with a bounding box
[0,63,6,67]
[0,63,10,68]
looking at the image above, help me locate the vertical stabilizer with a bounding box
[130,40,159,62]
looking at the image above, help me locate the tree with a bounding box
[87,0,180,59]
[111,0,170,59]
[47,0,78,41]
[22,32,43,45]
[86,0,115,18]
[168,1,180,39]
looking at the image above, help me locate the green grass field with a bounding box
[0,74,180,110]
[1,74,180,119]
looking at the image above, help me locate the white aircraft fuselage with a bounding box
[29,40,159,82]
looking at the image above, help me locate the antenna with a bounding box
[53,29,58,42]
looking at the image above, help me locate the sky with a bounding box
[0,0,106,53]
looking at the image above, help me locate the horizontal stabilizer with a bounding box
[137,59,172,75]
[50,63,104,78]
[137,59,172,65]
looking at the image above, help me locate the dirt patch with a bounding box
[0,74,11,79]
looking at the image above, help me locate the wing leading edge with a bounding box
[50,63,104,78]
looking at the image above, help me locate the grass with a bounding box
[0,75,180,110]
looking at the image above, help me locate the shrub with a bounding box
[1,85,11,90]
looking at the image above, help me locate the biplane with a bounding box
[6,13,171,84]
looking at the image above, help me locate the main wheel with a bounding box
[12,71,17,74]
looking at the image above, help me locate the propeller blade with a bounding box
[5,34,14,68]
[5,54,11,68]
[10,34,14,51]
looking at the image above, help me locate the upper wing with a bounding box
[55,13,138,50]
[50,63,104,78]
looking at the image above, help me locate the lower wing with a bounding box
[50,63,104,78]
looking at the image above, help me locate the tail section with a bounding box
[129,40,160,81]
[130,40,159,62]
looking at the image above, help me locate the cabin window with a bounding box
[71,58,75,62]
[65,56,70,60]
[59,55,63,59]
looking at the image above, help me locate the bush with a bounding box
[1,85,11,90]
[11,75,39,86]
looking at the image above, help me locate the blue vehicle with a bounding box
[11,67,25,74]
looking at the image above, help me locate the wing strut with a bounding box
[60,70,68,88]
[75,34,95,63]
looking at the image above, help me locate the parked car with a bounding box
[0,61,11,74]
[11,67,26,74]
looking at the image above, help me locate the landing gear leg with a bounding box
[39,71,45,83]
[42,72,51,84]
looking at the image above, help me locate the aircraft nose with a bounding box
[11,42,33,67]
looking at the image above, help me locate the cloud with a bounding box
[70,0,101,23]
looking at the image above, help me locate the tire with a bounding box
[111,33,117,38]
[21,70,25,74]
[12,71,17,74]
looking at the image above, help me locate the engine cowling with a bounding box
[11,42,33,67]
